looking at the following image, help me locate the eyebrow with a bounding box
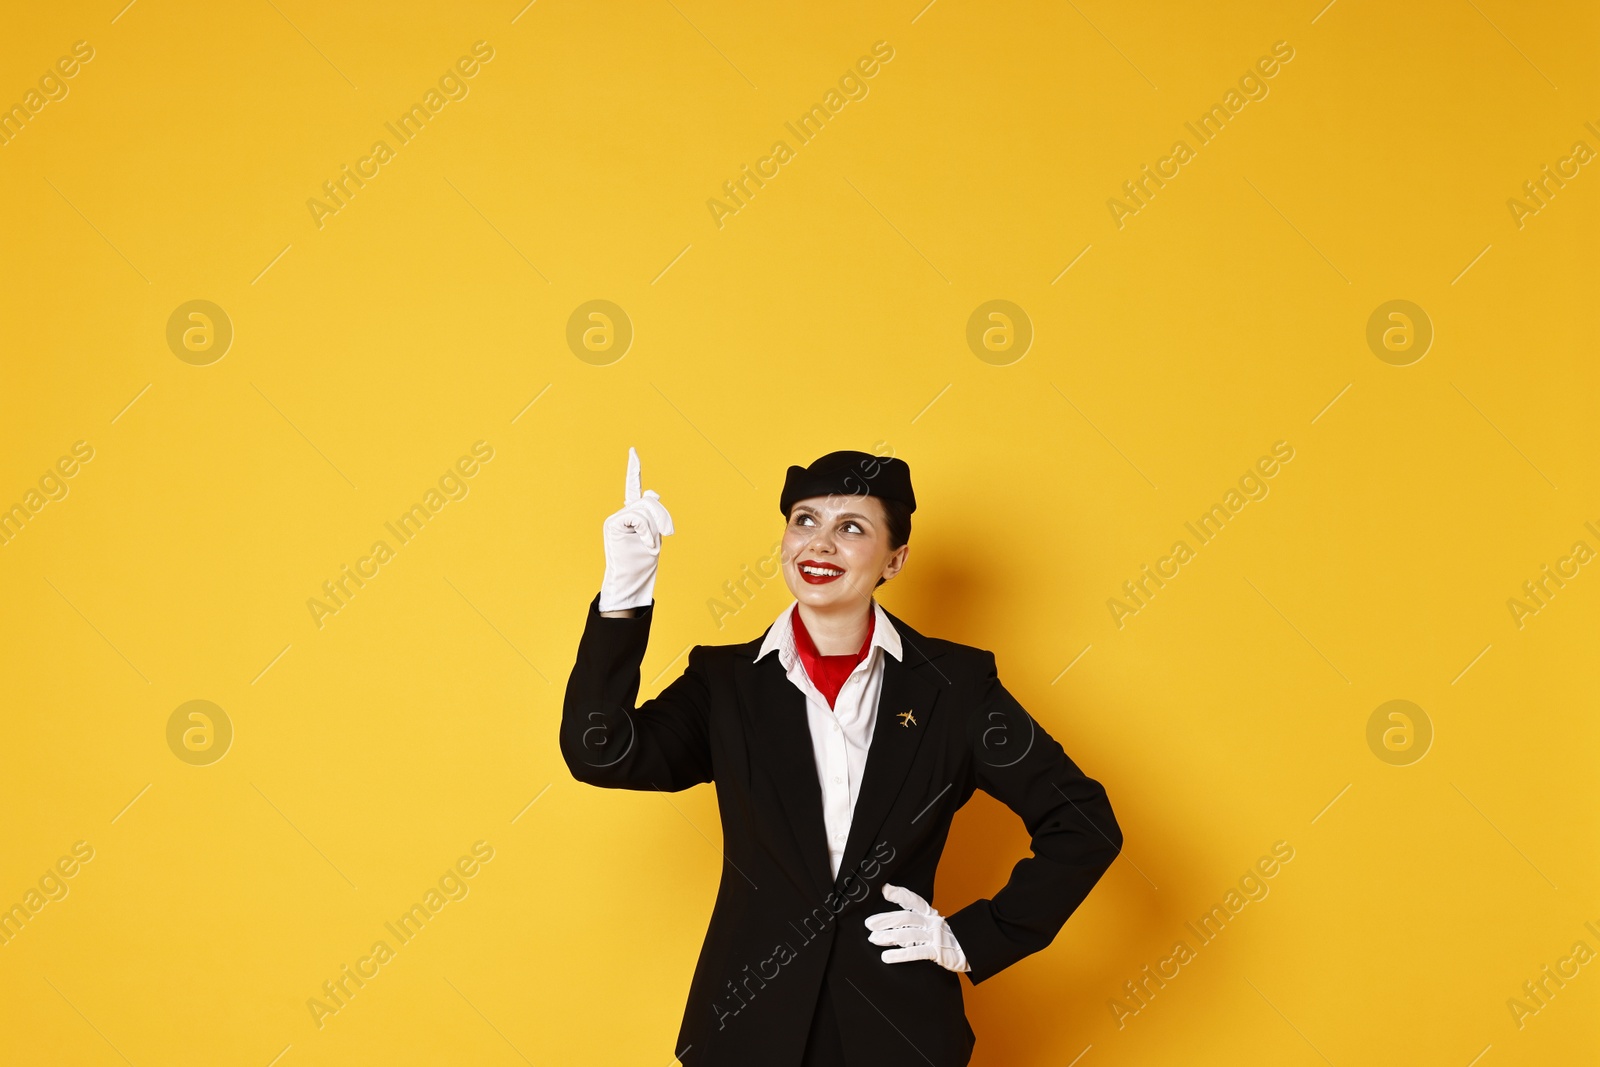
[792,506,874,523]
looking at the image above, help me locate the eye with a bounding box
[792,513,863,533]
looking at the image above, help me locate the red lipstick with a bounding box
[797,559,845,585]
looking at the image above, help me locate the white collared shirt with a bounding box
[754,598,903,881]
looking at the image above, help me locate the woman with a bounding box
[561,447,1122,1066]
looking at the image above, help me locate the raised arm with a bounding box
[558,447,711,792]
[944,651,1123,984]
[560,594,712,791]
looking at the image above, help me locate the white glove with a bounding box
[598,447,675,613]
[864,883,970,972]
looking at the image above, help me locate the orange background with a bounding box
[1,1,1596,1064]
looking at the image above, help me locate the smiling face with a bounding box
[781,493,909,611]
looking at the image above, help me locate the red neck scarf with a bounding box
[790,606,875,710]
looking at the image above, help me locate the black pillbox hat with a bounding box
[780,450,916,518]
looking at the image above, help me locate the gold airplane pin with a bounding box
[897,709,917,728]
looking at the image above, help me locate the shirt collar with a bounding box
[755,598,903,668]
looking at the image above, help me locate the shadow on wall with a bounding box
[933,793,1117,1065]
[891,562,1176,1065]
[940,795,1221,1065]
[887,526,995,650]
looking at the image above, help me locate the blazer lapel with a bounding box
[733,607,951,902]
[734,644,836,900]
[831,612,944,892]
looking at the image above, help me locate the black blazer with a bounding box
[560,592,1122,1066]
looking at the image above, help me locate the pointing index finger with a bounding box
[624,446,641,505]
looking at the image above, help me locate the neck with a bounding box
[795,599,873,655]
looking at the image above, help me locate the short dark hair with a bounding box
[874,497,912,588]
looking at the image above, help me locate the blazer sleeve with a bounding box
[558,591,713,792]
[943,650,1122,985]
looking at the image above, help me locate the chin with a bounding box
[809,583,863,606]
[790,580,832,602]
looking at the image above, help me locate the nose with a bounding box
[791,535,834,567]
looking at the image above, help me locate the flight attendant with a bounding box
[562,447,1122,1066]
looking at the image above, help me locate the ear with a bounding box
[881,543,909,581]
